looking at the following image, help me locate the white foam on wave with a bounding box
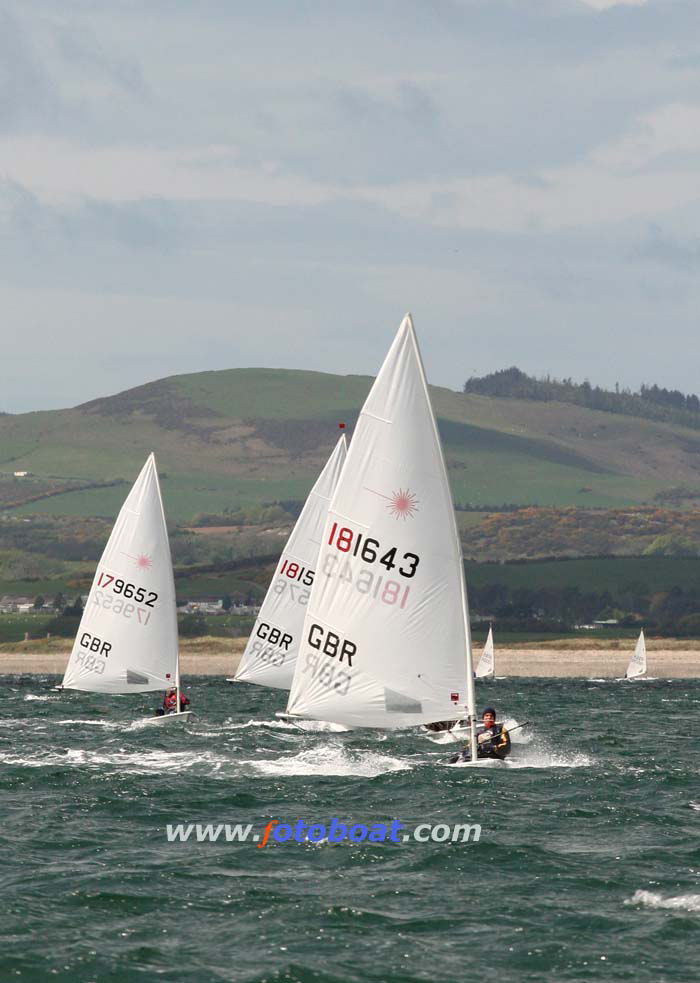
[626,890,700,913]
[223,717,349,734]
[23,694,58,702]
[243,744,412,778]
[290,719,350,733]
[689,801,700,811]
[224,718,307,732]
[505,749,592,769]
[0,747,227,774]
[56,718,121,729]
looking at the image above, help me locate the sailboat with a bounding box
[475,626,495,679]
[231,434,347,691]
[624,629,647,681]
[286,314,479,761]
[60,454,189,725]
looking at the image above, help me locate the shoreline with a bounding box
[2,646,700,678]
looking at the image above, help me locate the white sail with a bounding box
[286,314,475,728]
[234,435,347,689]
[625,630,646,679]
[62,454,179,693]
[475,627,495,679]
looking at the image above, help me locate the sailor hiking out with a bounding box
[450,707,511,763]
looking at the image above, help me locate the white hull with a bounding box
[447,757,505,768]
[139,710,193,726]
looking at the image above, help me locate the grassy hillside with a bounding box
[2,366,699,521]
[464,556,700,594]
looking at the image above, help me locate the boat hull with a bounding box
[139,711,193,726]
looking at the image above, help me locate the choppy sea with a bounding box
[2,675,699,982]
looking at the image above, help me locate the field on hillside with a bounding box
[11,474,314,522]
[2,367,700,522]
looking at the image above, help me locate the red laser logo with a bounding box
[387,488,419,521]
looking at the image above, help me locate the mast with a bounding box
[405,315,477,759]
[152,452,180,714]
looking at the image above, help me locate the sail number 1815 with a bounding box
[327,524,419,579]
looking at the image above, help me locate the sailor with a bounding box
[158,687,190,715]
[450,707,510,762]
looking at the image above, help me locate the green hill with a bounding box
[1,366,700,521]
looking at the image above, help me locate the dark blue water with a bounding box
[2,675,699,982]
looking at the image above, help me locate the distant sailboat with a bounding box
[475,626,495,679]
[286,315,479,759]
[61,454,189,724]
[624,630,647,680]
[232,434,347,691]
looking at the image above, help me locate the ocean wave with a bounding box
[23,694,59,702]
[0,748,228,775]
[505,749,592,769]
[626,890,700,913]
[56,718,121,729]
[242,744,412,778]
[223,717,349,734]
[223,718,307,732]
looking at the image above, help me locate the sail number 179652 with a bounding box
[97,572,158,607]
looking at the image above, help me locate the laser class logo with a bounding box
[387,488,419,521]
[136,554,152,570]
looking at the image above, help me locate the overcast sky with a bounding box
[1,0,699,412]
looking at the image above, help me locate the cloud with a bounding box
[578,0,647,9]
[1,0,699,412]
[0,9,58,131]
[634,223,700,270]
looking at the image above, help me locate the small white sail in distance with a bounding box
[475,626,495,679]
[234,434,348,690]
[62,454,179,693]
[286,314,476,729]
[625,629,647,679]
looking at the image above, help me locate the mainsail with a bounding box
[475,627,495,679]
[62,454,179,693]
[625,630,646,679]
[286,314,475,729]
[234,434,347,690]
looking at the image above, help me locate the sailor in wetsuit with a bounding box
[451,707,511,762]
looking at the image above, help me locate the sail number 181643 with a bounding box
[327,523,419,579]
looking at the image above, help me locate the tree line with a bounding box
[469,581,700,636]
[463,367,700,430]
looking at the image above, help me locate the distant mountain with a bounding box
[1,366,700,521]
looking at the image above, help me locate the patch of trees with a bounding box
[463,367,700,431]
[469,580,700,635]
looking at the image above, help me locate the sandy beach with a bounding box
[1,637,700,678]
